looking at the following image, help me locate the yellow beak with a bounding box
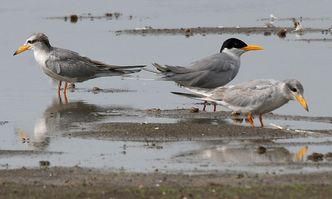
[240,44,264,51]
[13,44,30,56]
[295,95,309,112]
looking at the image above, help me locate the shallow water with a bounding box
[1,0,332,173]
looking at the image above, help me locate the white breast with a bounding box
[33,50,49,68]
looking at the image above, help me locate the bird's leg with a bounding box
[247,112,255,128]
[202,101,207,111]
[64,92,68,104]
[57,81,62,97]
[63,82,68,97]
[213,103,217,112]
[259,114,264,127]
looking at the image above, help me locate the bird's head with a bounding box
[13,33,51,56]
[284,79,309,112]
[220,38,263,56]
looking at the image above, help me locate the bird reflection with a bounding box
[17,98,132,150]
[175,140,308,165]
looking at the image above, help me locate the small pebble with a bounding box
[190,107,199,113]
[256,146,267,154]
[39,160,50,167]
[70,14,78,23]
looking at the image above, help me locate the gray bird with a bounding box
[14,33,146,97]
[153,38,263,88]
[172,79,309,128]
[153,38,263,111]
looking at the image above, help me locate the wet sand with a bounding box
[1,167,332,199]
[1,109,332,198]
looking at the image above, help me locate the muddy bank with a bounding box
[0,167,332,199]
[63,108,332,141]
[145,109,332,124]
[45,12,127,23]
[66,122,310,141]
[114,26,327,37]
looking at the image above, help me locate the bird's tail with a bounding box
[171,91,206,101]
[152,63,170,73]
[109,65,146,70]
[184,87,214,97]
[142,67,161,74]
[109,65,146,74]
[116,69,142,74]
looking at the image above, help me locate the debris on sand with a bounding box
[0,121,8,126]
[325,152,332,161]
[46,12,124,23]
[39,160,50,168]
[277,29,287,38]
[145,108,161,113]
[114,26,326,37]
[258,16,332,22]
[91,87,102,94]
[256,146,267,154]
[69,14,78,23]
[144,142,163,149]
[307,152,324,162]
[190,107,199,113]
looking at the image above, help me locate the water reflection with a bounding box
[17,98,134,150]
[175,140,308,165]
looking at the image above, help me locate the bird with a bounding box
[293,18,304,33]
[269,14,278,21]
[13,33,146,99]
[152,38,263,111]
[172,79,309,128]
[264,14,277,28]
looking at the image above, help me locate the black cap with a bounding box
[220,38,247,52]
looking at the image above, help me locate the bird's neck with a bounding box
[33,46,52,67]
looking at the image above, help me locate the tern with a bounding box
[152,38,263,111]
[14,33,146,98]
[172,79,309,128]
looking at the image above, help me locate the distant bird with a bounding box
[14,33,146,98]
[172,79,309,128]
[152,38,263,111]
[264,14,277,28]
[293,19,304,33]
[270,14,278,21]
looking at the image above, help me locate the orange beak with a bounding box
[13,44,30,56]
[295,95,309,112]
[240,44,264,51]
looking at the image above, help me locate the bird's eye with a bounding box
[291,88,297,92]
[27,39,36,44]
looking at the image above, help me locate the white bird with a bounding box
[172,79,309,128]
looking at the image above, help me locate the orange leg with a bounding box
[63,82,68,96]
[247,112,255,128]
[259,114,264,127]
[57,81,62,97]
[213,103,217,112]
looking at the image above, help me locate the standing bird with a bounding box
[172,79,309,128]
[13,33,146,99]
[152,38,263,111]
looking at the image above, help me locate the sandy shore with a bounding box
[0,167,332,199]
